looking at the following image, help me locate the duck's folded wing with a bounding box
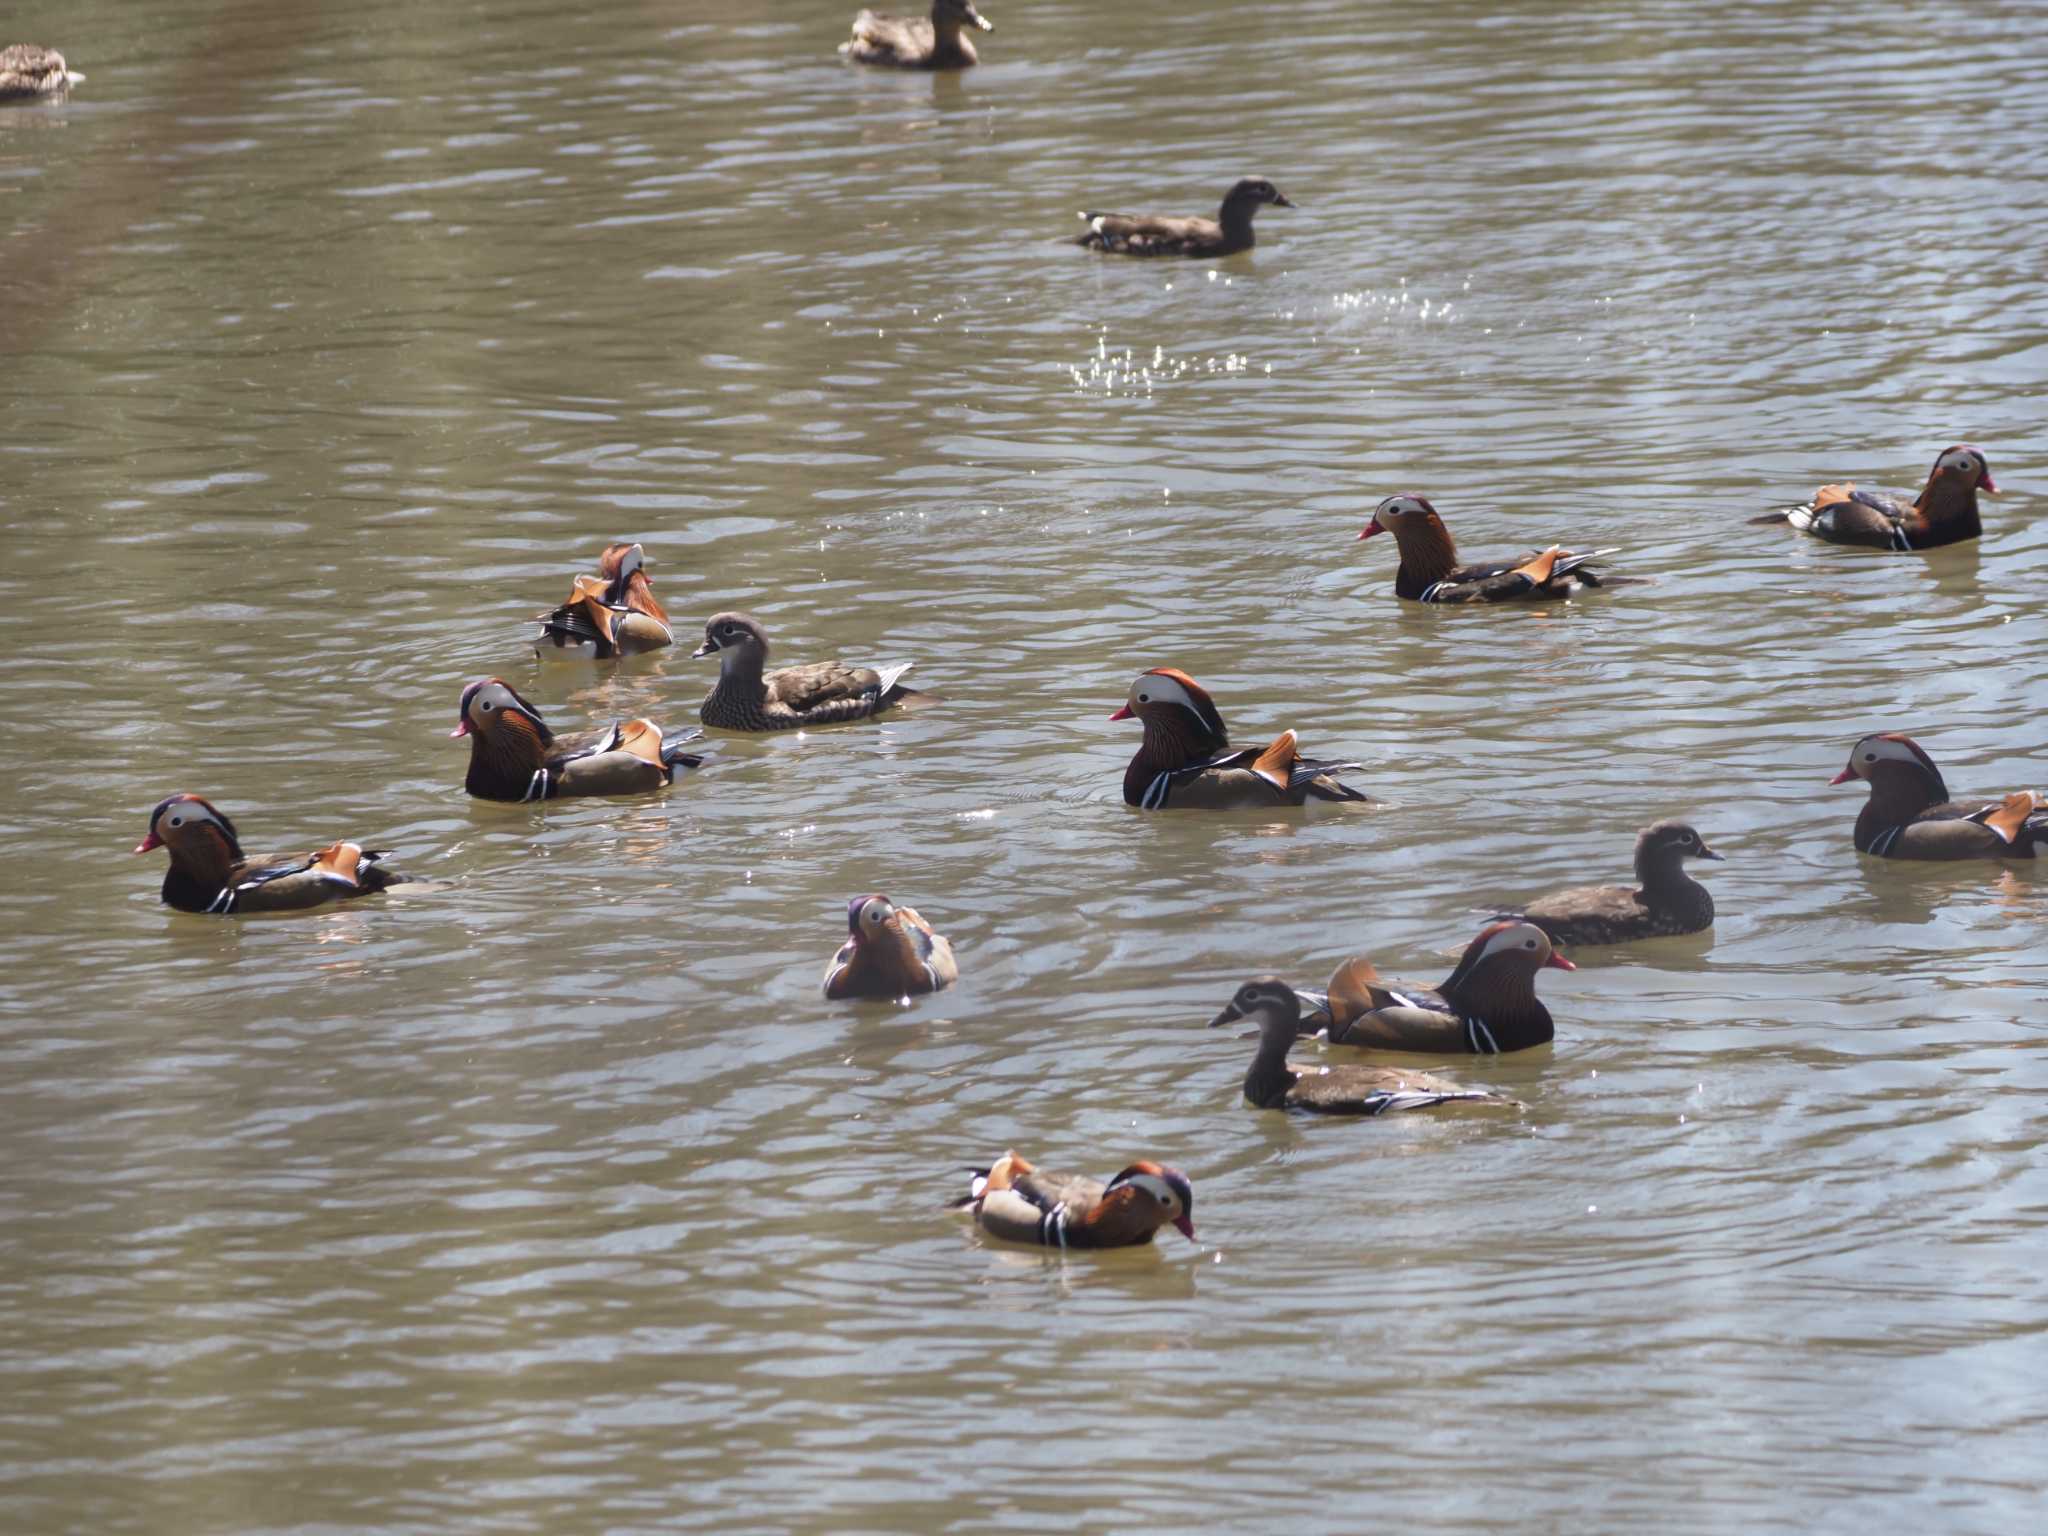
[767,660,881,713]
[1076,212,1212,254]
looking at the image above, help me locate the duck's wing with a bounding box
[1755,481,1916,546]
[1419,547,1615,603]
[1287,1062,1514,1115]
[841,10,929,61]
[1075,211,1221,257]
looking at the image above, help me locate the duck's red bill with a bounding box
[132,832,163,853]
[1828,767,1854,785]
[1174,1215,1197,1240]
[1108,704,1133,721]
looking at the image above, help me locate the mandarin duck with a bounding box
[1754,446,1997,551]
[534,541,674,659]
[823,894,958,1000]
[839,0,991,68]
[1075,177,1294,259]
[135,795,401,915]
[1210,979,1516,1115]
[693,612,928,731]
[1507,822,1723,946]
[451,678,704,801]
[1215,923,1576,1055]
[1111,668,1370,810]
[0,45,82,100]
[950,1150,1195,1250]
[1358,494,1617,603]
[1832,732,2045,859]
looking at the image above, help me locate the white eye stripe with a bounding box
[1120,1173,1180,1211]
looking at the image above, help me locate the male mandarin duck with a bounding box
[1075,177,1294,259]
[949,1150,1195,1250]
[1210,979,1517,1115]
[839,0,992,69]
[1111,668,1370,810]
[1832,732,2046,859]
[0,45,82,101]
[823,894,958,1000]
[1212,923,1575,1057]
[534,541,674,660]
[134,794,401,915]
[451,678,704,801]
[1754,446,1997,551]
[1358,494,1617,603]
[693,612,929,731]
[1508,822,1723,946]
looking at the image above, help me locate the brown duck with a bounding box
[1753,445,1997,551]
[135,794,401,915]
[1509,822,1723,946]
[1358,494,1616,603]
[823,894,958,1000]
[1111,668,1370,810]
[1832,732,2045,859]
[950,1150,1195,1249]
[1075,177,1294,259]
[534,542,674,659]
[451,678,705,801]
[693,612,927,731]
[839,0,992,69]
[0,45,82,101]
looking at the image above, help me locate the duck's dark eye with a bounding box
[1138,692,1150,703]
[482,700,495,711]
[168,815,184,827]
[1862,752,1875,762]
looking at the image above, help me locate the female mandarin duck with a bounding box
[535,542,674,660]
[840,0,992,68]
[1358,494,1617,603]
[950,1150,1195,1250]
[1509,822,1723,946]
[1832,733,2045,859]
[1212,923,1575,1056]
[1211,980,1516,1115]
[823,894,958,1000]
[1075,177,1294,259]
[0,45,82,100]
[135,795,401,915]
[1112,668,1370,810]
[451,678,704,801]
[693,612,927,731]
[1754,446,1997,551]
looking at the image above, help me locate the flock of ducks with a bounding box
[28,12,2033,1254]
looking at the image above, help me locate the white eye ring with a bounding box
[482,700,495,711]
[169,815,184,827]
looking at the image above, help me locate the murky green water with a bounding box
[4,0,2045,1530]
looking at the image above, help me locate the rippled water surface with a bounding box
[4,0,2046,1529]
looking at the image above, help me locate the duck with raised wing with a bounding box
[0,45,82,101]
[1358,494,1617,603]
[824,894,958,1000]
[840,0,992,68]
[134,794,401,915]
[1112,667,1370,810]
[1509,822,1723,946]
[1211,979,1516,1115]
[950,1150,1195,1250]
[1075,177,1293,259]
[693,612,927,731]
[451,678,704,801]
[535,541,674,659]
[1753,445,1997,551]
[1832,732,2045,859]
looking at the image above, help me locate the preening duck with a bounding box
[840,0,992,69]
[823,894,958,1000]
[0,45,82,101]
[1075,177,1293,259]
[1754,445,1996,551]
[1210,979,1517,1114]
[451,678,705,801]
[1358,495,1617,603]
[1111,668,1371,810]
[693,612,928,731]
[534,541,674,659]
[1832,732,2045,859]
[950,1150,1195,1249]
[1509,822,1723,946]
[134,794,401,915]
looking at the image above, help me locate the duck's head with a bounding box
[847,892,902,939]
[1636,821,1723,866]
[599,540,648,590]
[692,611,769,661]
[1224,176,1293,210]
[134,793,240,858]
[1208,975,1303,1038]
[1110,667,1227,737]
[1105,1161,1196,1242]
[1446,922,1576,996]
[935,0,994,31]
[1831,732,1942,787]
[1358,492,1443,542]
[452,678,550,740]
[1926,445,1996,497]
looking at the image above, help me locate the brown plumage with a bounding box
[1832,732,2045,859]
[950,1151,1195,1249]
[1075,177,1293,258]
[693,612,929,731]
[535,541,673,659]
[1358,495,1617,603]
[1753,445,1996,550]
[0,45,82,101]
[134,794,401,915]
[823,894,958,1000]
[1511,822,1722,947]
[1111,667,1371,810]
[839,0,992,69]
[451,678,705,801]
